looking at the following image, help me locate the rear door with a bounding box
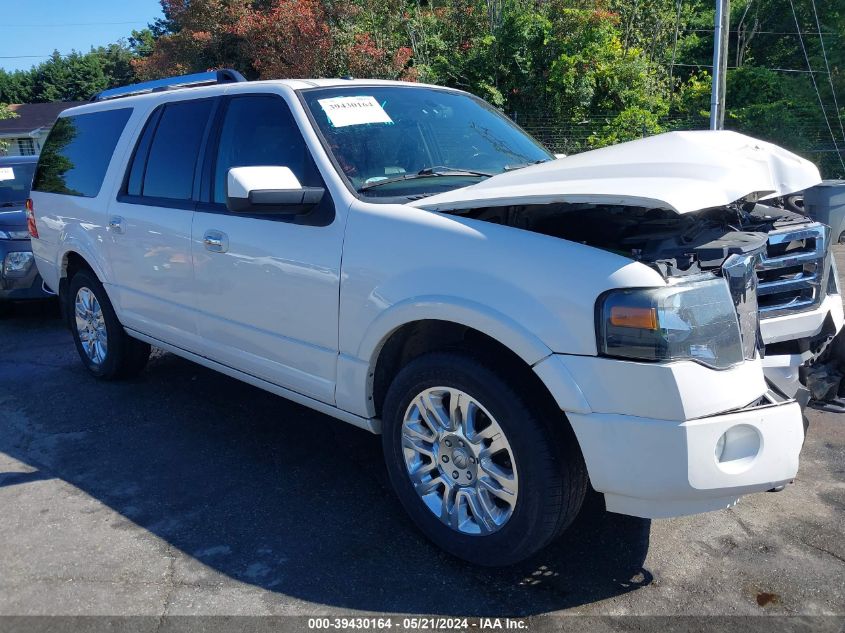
[191,93,343,404]
[106,97,216,347]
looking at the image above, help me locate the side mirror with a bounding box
[226,166,324,215]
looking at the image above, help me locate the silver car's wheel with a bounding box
[401,387,518,535]
[74,287,108,365]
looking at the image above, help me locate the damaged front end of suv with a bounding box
[412,130,844,407]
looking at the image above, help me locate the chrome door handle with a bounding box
[108,216,124,234]
[203,230,228,253]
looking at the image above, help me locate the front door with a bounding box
[191,94,344,405]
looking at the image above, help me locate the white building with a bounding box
[0,102,79,157]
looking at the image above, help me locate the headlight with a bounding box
[0,229,30,240]
[3,251,34,276]
[597,275,744,370]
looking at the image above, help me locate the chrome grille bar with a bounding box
[756,223,828,318]
[757,251,824,270]
[757,271,819,295]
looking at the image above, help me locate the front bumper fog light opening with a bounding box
[714,424,761,474]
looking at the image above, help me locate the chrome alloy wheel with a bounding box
[401,387,519,535]
[74,287,108,365]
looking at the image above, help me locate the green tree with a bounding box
[0,103,16,153]
[0,70,34,104]
[0,42,141,104]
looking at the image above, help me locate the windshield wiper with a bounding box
[417,166,494,177]
[0,201,25,208]
[503,159,551,171]
[357,166,493,192]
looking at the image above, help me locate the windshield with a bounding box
[302,86,552,198]
[0,162,36,206]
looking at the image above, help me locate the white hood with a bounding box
[410,130,821,215]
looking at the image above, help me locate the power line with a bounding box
[0,21,148,28]
[808,0,845,147]
[0,49,134,60]
[789,0,845,171]
[668,0,683,89]
[670,62,829,74]
[681,28,840,36]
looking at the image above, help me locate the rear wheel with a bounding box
[382,352,587,566]
[68,269,150,379]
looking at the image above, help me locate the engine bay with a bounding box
[453,200,813,278]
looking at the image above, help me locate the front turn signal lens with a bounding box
[609,306,657,330]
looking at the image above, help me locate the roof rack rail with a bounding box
[92,69,246,102]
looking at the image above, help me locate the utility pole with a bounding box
[710,0,730,130]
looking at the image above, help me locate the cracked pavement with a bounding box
[0,265,843,619]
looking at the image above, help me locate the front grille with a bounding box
[757,223,829,318]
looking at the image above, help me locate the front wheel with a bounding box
[68,269,150,380]
[382,352,587,566]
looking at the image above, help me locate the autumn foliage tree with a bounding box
[234,0,332,78]
[132,0,416,81]
[131,0,250,79]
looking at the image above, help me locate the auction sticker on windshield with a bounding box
[318,96,393,128]
[0,168,14,181]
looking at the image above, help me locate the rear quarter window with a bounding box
[32,108,132,198]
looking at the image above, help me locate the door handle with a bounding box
[203,230,228,253]
[108,216,124,234]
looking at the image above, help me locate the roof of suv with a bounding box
[60,77,460,118]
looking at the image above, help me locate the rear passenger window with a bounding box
[32,108,132,197]
[124,99,213,201]
[142,100,213,200]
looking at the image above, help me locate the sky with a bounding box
[0,0,164,72]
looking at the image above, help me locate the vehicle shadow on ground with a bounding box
[0,308,652,616]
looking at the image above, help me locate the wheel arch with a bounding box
[362,308,589,427]
[57,249,106,326]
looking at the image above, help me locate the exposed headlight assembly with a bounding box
[597,275,744,370]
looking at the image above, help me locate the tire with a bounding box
[382,352,587,566]
[68,269,150,380]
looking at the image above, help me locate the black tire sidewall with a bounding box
[68,270,125,379]
[382,352,566,566]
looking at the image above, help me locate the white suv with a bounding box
[28,71,829,565]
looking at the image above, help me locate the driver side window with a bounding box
[212,96,318,205]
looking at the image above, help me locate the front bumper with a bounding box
[0,239,50,301]
[534,354,804,519]
[567,396,803,518]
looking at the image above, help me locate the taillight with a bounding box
[25,198,38,238]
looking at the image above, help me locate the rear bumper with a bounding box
[567,396,803,518]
